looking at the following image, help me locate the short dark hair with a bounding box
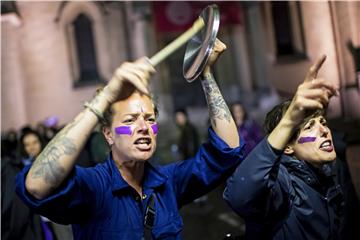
[263,99,325,142]
[174,108,188,116]
[230,101,248,121]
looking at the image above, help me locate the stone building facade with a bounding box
[2,1,359,129]
[2,2,360,189]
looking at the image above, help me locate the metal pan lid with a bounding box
[183,4,220,82]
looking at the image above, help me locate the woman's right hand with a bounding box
[282,55,339,128]
[104,57,156,103]
[267,55,339,150]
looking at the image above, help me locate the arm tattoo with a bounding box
[201,72,231,127]
[30,121,78,186]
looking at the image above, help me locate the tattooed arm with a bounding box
[200,39,239,148]
[25,58,155,199]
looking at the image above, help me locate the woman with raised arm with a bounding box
[224,56,348,239]
[16,39,245,240]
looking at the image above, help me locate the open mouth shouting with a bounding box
[134,137,152,151]
[319,139,333,152]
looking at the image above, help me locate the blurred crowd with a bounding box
[1,117,108,240]
[173,102,264,161]
[2,100,360,240]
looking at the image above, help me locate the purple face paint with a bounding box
[115,126,132,135]
[151,123,158,135]
[298,136,316,144]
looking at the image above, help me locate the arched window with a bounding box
[72,13,101,86]
[1,1,19,15]
[272,1,306,58]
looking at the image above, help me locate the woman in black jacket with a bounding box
[224,55,351,239]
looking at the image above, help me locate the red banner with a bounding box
[153,1,243,33]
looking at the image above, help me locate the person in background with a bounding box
[224,55,351,239]
[2,129,46,240]
[174,108,208,207]
[174,108,200,160]
[16,39,245,239]
[230,102,263,156]
[2,129,73,240]
[19,129,44,165]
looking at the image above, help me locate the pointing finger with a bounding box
[305,55,326,81]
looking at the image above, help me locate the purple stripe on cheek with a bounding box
[151,123,158,135]
[298,136,316,144]
[114,126,132,135]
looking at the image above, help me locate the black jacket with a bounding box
[1,157,45,240]
[224,139,345,239]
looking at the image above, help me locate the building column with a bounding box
[1,14,27,131]
[243,2,270,101]
[228,24,253,103]
[328,1,360,119]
